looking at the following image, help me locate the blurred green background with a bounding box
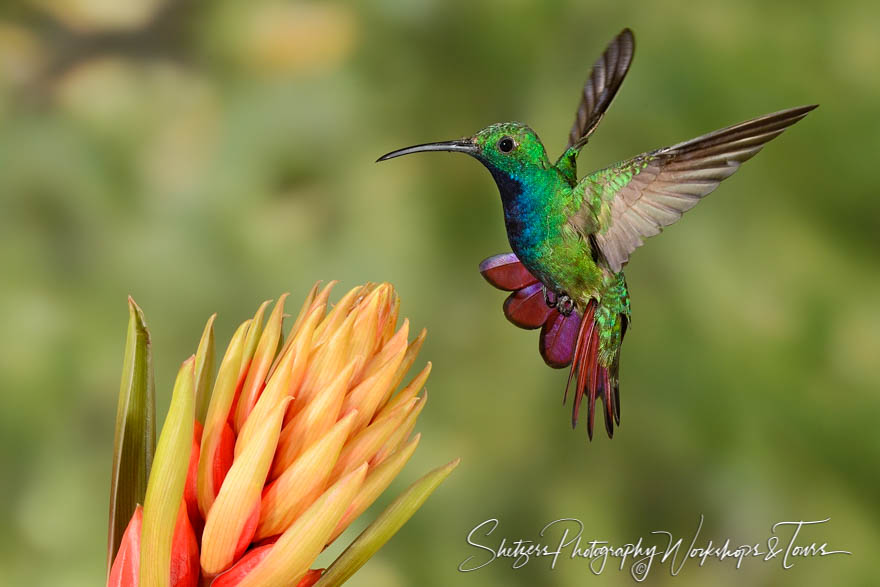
[1,0,878,585]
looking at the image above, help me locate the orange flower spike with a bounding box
[382,361,431,416]
[201,397,291,576]
[357,318,409,385]
[346,285,390,378]
[293,309,357,413]
[256,410,358,540]
[268,281,326,378]
[272,359,357,480]
[387,327,427,397]
[234,465,367,587]
[238,302,271,381]
[109,287,458,587]
[373,395,426,467]
[234,294,288,432]
[327,434,421,544]
[311,285,364,349]
[197,320,250,518]
[315,459,460,586]
[378,290,400,348]
[342,323,408,434]
[211,544,322,587]
[282,304,325,408]
[234,344,295,458]
[307,280,337,320]
[328,401,411,485]
[108,505,142,587]
[269,281,339,385]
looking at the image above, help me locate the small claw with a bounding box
[558,295,575,317]
[542,285,558,308]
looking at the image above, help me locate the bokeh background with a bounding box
[1,0,878,585]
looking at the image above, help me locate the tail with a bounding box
[479,253,623,438]
[565,301,624,439]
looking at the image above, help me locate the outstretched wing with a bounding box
[565,28,635,151]
[571,105,817,273]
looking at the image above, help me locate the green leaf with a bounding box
[140,357,195,587]
[194,313,217,424]
[314,458,460,587]
[107,297,156,577]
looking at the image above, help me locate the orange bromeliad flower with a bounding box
[107,282,458,586]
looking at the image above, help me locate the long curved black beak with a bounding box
[376,139,476,162]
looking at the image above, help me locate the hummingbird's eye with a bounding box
[497,136,516,153]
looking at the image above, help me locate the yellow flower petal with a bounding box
[294,306,357,411]
[236,464,367,587]
[256,410,358,540]
[268,281,320,377]
[312,285,363,348]
[140,357,195,587]
[342,325,407,434]
[378,291,400,347]
[381,361,430,416]
[234,342,295,458]
[327,433,421,544]
[346,285,389,379]
[328,401,410,485]
[197,319,250,518]
[272,359,356,480]
[315,459,460,587]
[388,327,427,394]
[239,300,271,379]
[356,318,408,386]
[372,394,426,467]
[234,294,288,431]
[201,397,290,575]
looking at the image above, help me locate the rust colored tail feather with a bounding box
[565,301,622,439]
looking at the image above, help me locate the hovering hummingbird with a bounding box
[378,29,816,439]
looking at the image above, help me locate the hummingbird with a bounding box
[378,29,816,439]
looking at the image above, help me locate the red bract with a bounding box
[184,423,203,534]
[170,503,199,587]
[108,506,141,587]
[107,502,199,587]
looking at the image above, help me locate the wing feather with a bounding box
[565,29,635,150]
[574,105,816,272]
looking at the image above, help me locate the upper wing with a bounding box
[571,105,817,272]
[564,28,635,151]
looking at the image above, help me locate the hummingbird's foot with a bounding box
[543,286,575,315]
[558,295,575,316]
[542,285,558,308]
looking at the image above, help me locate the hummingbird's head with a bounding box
[377,122,550,178]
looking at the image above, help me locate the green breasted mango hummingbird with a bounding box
[378,29,816,439]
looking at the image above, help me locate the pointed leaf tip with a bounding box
[194,313,217,424]
[108,298,155,577]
